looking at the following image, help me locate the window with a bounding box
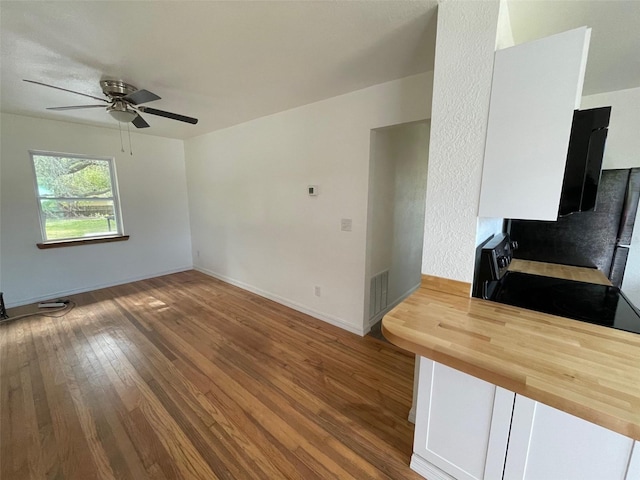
[30,151,124,243]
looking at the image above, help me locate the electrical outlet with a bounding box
[197,250,200,258]
[314,286,321,297]
[341,218,352,232]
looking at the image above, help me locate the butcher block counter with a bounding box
[508,258,613,285]
[381,275,640,441]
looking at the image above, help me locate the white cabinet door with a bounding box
[478,27,591,221]
[504,394,639,480]
[411,357,514,480]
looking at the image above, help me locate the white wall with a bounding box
[496,0,515,50]
[366,121,429,325]
[0,113,193,307]
[184,73,432,335]
[582,86,640,307]
[422,0,501,282]
[0,114,3,295]
[582,86,640,171]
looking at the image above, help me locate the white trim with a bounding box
[195,266,366,336]
[408,406,416,424]
[29,150,124,242]
[409,354,420,424]
[5,266,193,308]
[368,282,420,327]
[29,149,114,162]
[410,454,456,480]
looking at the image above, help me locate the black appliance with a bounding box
[475,233,640,335]
[559,106,611,216]
[511,168,640,288]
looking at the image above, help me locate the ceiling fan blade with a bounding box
[24,79,108,103]
[46,105,106,111]
[138,106,198,124]
[122,89,161,105]
[132,114,150,128]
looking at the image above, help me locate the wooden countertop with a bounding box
[382,276,640,441]
[509,259,612,285]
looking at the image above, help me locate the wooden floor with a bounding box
[1,270,421,480]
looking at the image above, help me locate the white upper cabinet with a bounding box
[478,27,591,221]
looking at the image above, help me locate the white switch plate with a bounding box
[341,218,352,232]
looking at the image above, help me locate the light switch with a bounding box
[308,185,318,196]
[341,218,352,232]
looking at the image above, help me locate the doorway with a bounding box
[364,120,430,333]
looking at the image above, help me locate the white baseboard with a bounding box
[194,266,366,336]
[368,282,420,328]
[410,454,455,480]
[5,265,193,308]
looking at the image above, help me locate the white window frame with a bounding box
[29,150,124,243]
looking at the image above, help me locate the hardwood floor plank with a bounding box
[1,270,422,480]
[55,326,118,480]
[25,322,61,480]
[114,310,326,478]
[124,407,181,480]
[175,314,412,476]
[62,315,150,480]
[88,320,219,480]
[34,318,100,480]
[115,332,281,480]
[152,290,414,458]
[9,338,28,476]
[0,323,13,480]
[137,309,383,479]
[77,315,178,480]
[137,393,219,480]
[17,324,46,479]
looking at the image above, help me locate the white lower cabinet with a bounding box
[503,394,640,480]
[411,357,640,480]
[411,357,514,480]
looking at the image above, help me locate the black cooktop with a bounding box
[492,271,640,334]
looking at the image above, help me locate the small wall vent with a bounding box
[369,270,389,319]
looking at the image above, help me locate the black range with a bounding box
[475,234,640,335]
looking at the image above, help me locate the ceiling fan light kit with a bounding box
[23,78,198,129]
[107,102,138,123]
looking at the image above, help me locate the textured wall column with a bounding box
[421,0,500,282]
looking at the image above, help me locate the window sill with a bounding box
[37,235,130,249]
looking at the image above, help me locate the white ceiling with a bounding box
[507,0,640,96]
[0,1,438,140]
[1,1,638,141]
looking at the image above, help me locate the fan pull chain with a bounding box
[127,122,133,156]
[118,122,125,152]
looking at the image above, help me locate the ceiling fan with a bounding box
[23,79,198,128]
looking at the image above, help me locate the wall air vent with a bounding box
[369,270,389,320]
